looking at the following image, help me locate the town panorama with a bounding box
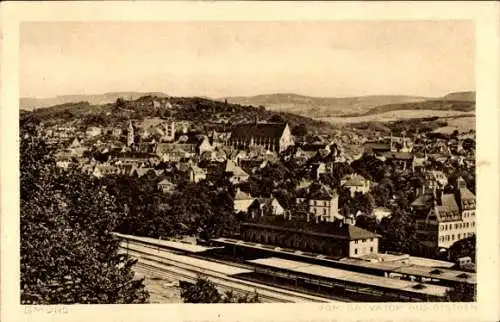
[20,92,476,304]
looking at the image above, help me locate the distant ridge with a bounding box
[225,93,430,118]
[225,91,475,118]
[20,91,169,111]
[441,91,475,102]
[341,91,476,117]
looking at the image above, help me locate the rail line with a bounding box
[121,242,338,303]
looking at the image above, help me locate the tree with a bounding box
[180,277,221,303]
[180,277,260,303]
[377,209,418,254]
[268,114,286,123]
[447,236,476,263]
[221,290,259,303]
[291,123,308,137]
[20,124,149,304]
[462,138,475,152]
[115,97,126,109]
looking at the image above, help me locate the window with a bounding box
[466,222,469,228]
[314,201,317,206]
[355,240,358,244]
[323,209,327,215]
[472,222,475,227]
[362,239,366,243]
[458,233,461,239]
[455,223,458,229]
[452,234,455,240]
[354,249,358,255]
[370,247,374,253]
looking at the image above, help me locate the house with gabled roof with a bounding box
[341,173,372,197]
[304,183,343,223]
[233,188,255,213]
[188,164,206,183]
[158,178,176,193]
[415,177,476,250]
[225,159,249,184]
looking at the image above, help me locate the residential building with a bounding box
[233,188,256,213]
[225,159,250,184]
[158,179,176,193]
[415,177,476,250]
[86,126,102,137]
[341,173,372,197]
[249,197,286,218]
[384,152,415,171]
[198,136,214,155]
[188,165,206,183]
[300,184,342,223]
[372,207,392,223]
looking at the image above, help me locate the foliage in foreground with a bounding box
[180,277,260,303]
[20,120,149,304]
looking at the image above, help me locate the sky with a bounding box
[20,21,475,99]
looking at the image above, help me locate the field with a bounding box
[317,110,475,124]
[432,116,476,134]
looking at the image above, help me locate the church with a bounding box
[229,121,294,153]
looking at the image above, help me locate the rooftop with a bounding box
[248,257,451,297]
[234,188,253,200]
[342,174,369,187]
[231,122,288,141]
[242,218,380,241]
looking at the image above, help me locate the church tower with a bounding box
[127,120,135,146]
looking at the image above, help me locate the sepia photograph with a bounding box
[1,2,499,322]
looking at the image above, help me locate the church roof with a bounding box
[231,122,287,141]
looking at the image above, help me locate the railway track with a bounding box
[121,242,337,303]
[134,261,287,303]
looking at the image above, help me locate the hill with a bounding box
[441,91,475,102]
[22,95,336,134]
[20,92,169,111]
[225,93,429,118]
[342,96,475,118]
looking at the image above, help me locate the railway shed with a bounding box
[247,257,451,302]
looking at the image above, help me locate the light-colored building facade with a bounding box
[341,174,372,197]
[348,236,379,257]
[306,185,342,222]
[188,165,206,183]
[233,188,255,213]
[415,177,476,250]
